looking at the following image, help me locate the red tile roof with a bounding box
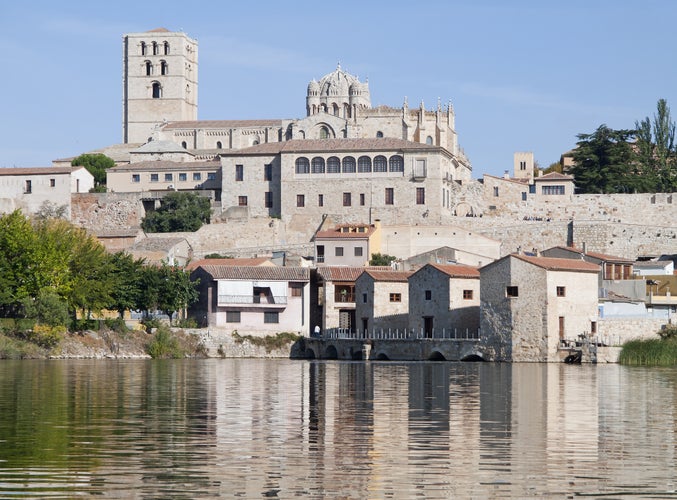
[0,167,81,176]
[163,120,283,129]
[196,265,309,281]
[514,254,600,272]
[427,263,480,278]
[220,138,438,156]
[315,224,376,240]
[361,270,413,282]
[186,257,272,271]
[109,160,220,172]
[317,266,391,282]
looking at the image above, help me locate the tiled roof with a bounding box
[186,257,272,270]
[163,120,284,129]
[427,263,480,278]
[547,246,634,264]
[535,172,574,181]
[315,224,376,240]
[0,167,79,176]
[514,254,600,272]
[361,270,413,282]
[148,27,170,32]
[220,138,438,156]
[197,265,309,281]
[130,237,187,252]
[317,266,391,282]
[109,160,220,172]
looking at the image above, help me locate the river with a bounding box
[0,359,675,498]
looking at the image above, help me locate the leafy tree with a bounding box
[635,99,677,192]
[107,252,146,318]
[71,153,115,190]
[369,253,397,266]
[137,264,199,324]
[542,161,563,175]
[141,192,212,233]
[570,125,637,193]
[21,289,70,327]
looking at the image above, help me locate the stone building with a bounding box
[354,270,413,334]
[313,221,382,266]
[408,263,480,337]
[480,254,600,362]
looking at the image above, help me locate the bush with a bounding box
[0,333,44,359]
[141,317,162,333]
[231,331,301,353]
[25,324,66,348]
[657,325,677,340]
[22,289,70,327]
[175,317,198,329]
[146,325,184,359]
[104,317,129,334]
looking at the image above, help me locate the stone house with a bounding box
[189,264,310,334]
[313,221,382,266]
[408,263,480,338]
[0,166,93,218]
[479,254,600,362]
[126,236,193,266]
[354,270,413,334]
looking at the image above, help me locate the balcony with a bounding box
[334,292,355,304]
[218,294,287,307]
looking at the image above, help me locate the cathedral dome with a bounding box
[307,79,320,95]
[318,63,359,97]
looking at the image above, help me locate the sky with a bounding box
[1,0,676,178]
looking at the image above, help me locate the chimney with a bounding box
[503,170,510,179]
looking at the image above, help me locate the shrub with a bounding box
[141,317,162,333]
[22,289,70,327]
[104,317,129,334]
[25,324,66,348]
[176,317,198,329]
[657,325,677,340]
[231,331,301,353]
[147,325,184,359]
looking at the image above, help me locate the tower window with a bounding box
[216,141,222,149]
[181,141,187,148]
[319,126,329,139]
[152,41,159,55]
[163,41,170,55]
[374,155,387,172]
[160,60,168,75]
[145,61,153,76]
[140,41,147,55]
[426,136,433,145]
[152,82,162,99]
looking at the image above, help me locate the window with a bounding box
[216,141,222,149]
[164,173,173,182]
[506,286,519,297]
[318,194,324,207]
[376,131,384,138]
[207,173,216,180]
[235,164,244,181]
[390,293,402,302]
[358,156,372,172]
[181,141,187,148]
[374,155,387,172]
[354,247,363,257]
[297,194,305,207]
[521,192,527,201]
[557,286,566,297]
[264,311,279,324]
[342,156,356,173]
[343,192,351,206]
[264,164,272,181]
[360,193,365,206]
[320,126,329,139]
[290,286,303,297]
[520,160,526,171]
[296,157,311,174]
[179,173,187,182]
[310,157,324,174]
[132,174,140,183]
[426,136,433,145]
[145,61,153,76]
[264,191,273,208]
[389,155,404,172]
[152,41,158,55]
[425,290,432,300]
[327,156,341,174]
[238,196,248,206]
[591,321,597,334]
[193,172,202,181]
[413,159,426,178]
[152,81,162,98]
[49,178,55,188]
[363,293,368,303]
[385,187,394,205]
[463,290,474,300]
[542,185,565,195]
[493,186,499,197]
[226,311,241,323]
[163,41,170,55]
[160,60,168,75]
[335,247,344,257]
[140,41,147,55]
[416,187,425,205]
[24,180,32,194]
[150,174,159,182]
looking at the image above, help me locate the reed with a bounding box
[618,337,677,366]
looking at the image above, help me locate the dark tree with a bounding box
[369,253,397,266]
[635,99,677,192]
[141,192,212,233]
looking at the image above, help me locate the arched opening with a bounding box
[151,81,162,99]
[319,126,330,139]
[216,141,222,149]
[325,345,338,359]
[373,155,387,172]
[160,60,168,75]
[342,156,356,173]
[426,135,433,145]
[389,155,404,172]
[145,60,153,76]
[163,41,170,55]
[311,157,325,174]
[152,41,159,55]
[140,42,147,55]
[181,141,187,148]
[358,156,372,173]
[376,131,384,138]
[429,351,447,361]
[296,157,311,174]
[327,156,340,174]
[351,350,363,361]
[461,354,485,362]
[305,348,316,360]
[376,352,390,361]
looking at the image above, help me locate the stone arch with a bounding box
[429,351,447,361]
[453,202,475,217]
[316,123,335,139]
[325,345,338,359]
[305,348,316,359]
[375,352,390,360]
[461,353,485,362]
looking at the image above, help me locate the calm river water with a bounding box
[0,359,676,498]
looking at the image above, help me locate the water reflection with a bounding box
[0,360,676,498]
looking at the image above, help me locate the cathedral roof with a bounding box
[317,64,361,97]
[222,138,439,155]
[133,140,190,154]
[163,119,283,129]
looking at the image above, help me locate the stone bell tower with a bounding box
[122,28,198,144]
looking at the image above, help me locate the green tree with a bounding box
[570,124,638,193]
[141,192,212,233]
[71,153,115,191]
[137,264,199,324]
[635,98,677,192]
[369,253,397,266]
[107,252,146,318]
[21,288,70,327]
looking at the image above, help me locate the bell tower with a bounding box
[122,28,198,144]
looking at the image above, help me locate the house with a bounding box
[315,266,391,333]
[633,260,674,276]
[127,236,193,266]
[313,221,381,266]
[408,263,480,338]
[189,264,310,334]
[480,254,600,362]
[354,270,413,334]
[0,166,94,218]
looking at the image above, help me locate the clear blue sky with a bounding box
[1,0,675,177]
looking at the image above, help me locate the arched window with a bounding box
[376,131,384,138]
[152,41,159,55]
[160,60,168,75]
[426,136,433,145]
[389,155,404,172]
[342,156,356,173]
[327,156,340,173]
[319,126,329,139]
[141,42,147,55]
[163,41,170,55]
[181,141,187,148]
[310,157,325,174]
[374,155,387,172]
[358,156,372,173]
[296,157,310,174]
[145,61,153,76]
[216,141,222,149]
[333,103,339,116]
[152,82,162,98]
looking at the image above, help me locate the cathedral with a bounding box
[107,28,474,226]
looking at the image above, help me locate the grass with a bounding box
[618,337,677,366]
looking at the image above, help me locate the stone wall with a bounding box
[71,192,145,233]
